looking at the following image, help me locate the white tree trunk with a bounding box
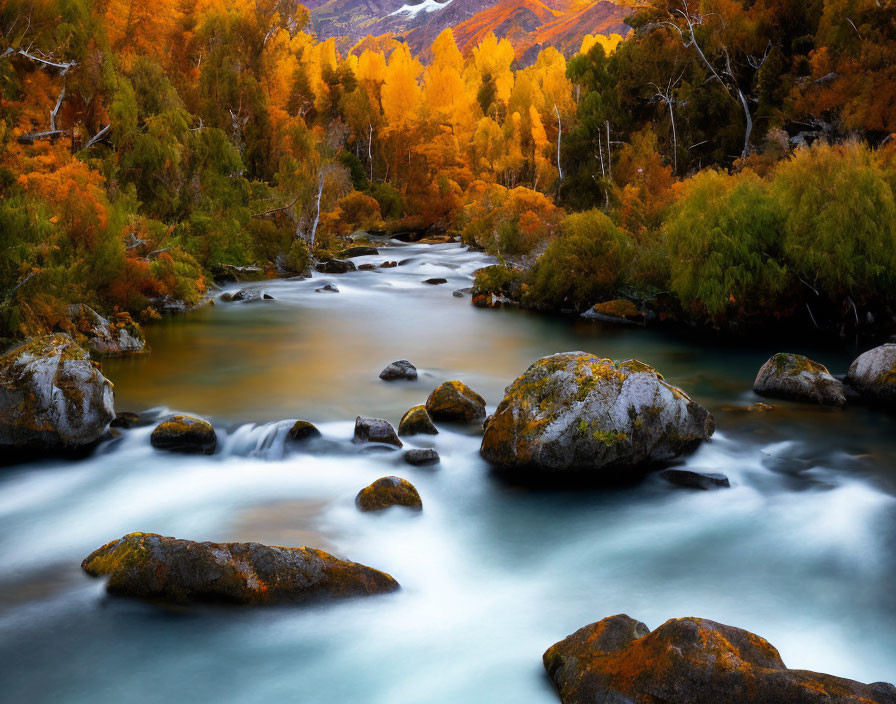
[554,103,563,181]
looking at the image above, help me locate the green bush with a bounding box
[666,169,787,321]
[527,209,630,310]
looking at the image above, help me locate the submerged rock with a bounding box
[341,246,379,258]
[380,261,398,269]
[82,532,399,605]
[315,259,357,274]
[286,420,321,443]
[110,411,142,429]
[581,299,645,325]
[356,476,422,512]
[315,283,339,293]
[753,353,845,406]
[150,414,217,454]
[0,334,115,450]
[659,468,730,490]
[379,360,418,381]
[453,287,473,298]
[425,381,486,423]
[423,278,448,285]
[398,405,439,436]
[67,304,146,357]
[354,417,402,447]
[847,344,896,405]
[404,448,439,466]
[480,353,714,477]
[543,614,896,704]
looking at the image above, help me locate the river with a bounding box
[1,241,894,702]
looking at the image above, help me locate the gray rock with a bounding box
[228,288,273,302]
[0,334,115,450]
[379,360,418,381]
[480,353,714,476]
[753,353,845,406]
[353,417,402,448]
[404,448,440,466]
[847,344,896,405]
[452,287,473,298]
[315,259,357,274]
[67,304,146,357]
[659,469,730,490]
[315,283,339,293]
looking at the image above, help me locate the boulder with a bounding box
[315,259,356,274]
[0,334,115,450]
[379,360,418,381]
[543,614,896,704]
[425,381,486,423]
[581,299,645,325]
[847,344,896,405]
[398,405,439,436]
[423,278,448,285]
[150,414,217,454]
[380,261,398,269]
[355,476,422,512]
[67,304,146,356]
[82,532,398,605]
[659,468,730,490]
[341,246,379,258]
[286,420,321,443]
[225,288,274,303]
[404,448,439,466]
[110,411,142,429]
[480,353,714,476]
[358,264,377,271]
[353,417,402,448]
[753,353,846,406]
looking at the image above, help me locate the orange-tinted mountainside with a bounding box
[309,0,632,63]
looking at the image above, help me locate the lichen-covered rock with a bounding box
[398,405,438,436]
[480,353,714,476]
[315,258,357,274]
[543,614,896,704]
[425,381,486,423]
[581,299,645,325]
[355,476,422,512]
[754,353,845,406]
[659,468,730,490]
[354,417,402,447]
[0,334,115,450]
[404,448,439,466]
[81,532,398,605]
[341,246,379,258]
[67,304,146,357]
[110,411,142,429]
[286,420,321,443]
[150,415,217,454]
[847,344,896,405]
[379,360,418,381]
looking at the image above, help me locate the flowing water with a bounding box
[1,241,894,703]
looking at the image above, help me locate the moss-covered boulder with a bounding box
[66,304,146,357]
[425,381,486,423]
[315,258,357,274]
[355,476,422,512]
[81,532,399,605]
[753,353,845,406]
[353,417,402,447]
[543,614,896,704]
[847,344,896,405]
[480,352,714,476]
[0,333,115,450]
[286,420,321,443]
[379,360,418,381]
[581,299,645,325]
[398,405,438,436]
[150,415,217,454]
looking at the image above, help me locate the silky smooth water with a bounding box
[1,241,894,703]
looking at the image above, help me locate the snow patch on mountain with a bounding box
[389,0,453,17]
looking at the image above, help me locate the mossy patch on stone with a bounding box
[150,414,217,454]
[356,476,423,512]
[398,405,438,436]
[425,381,486,423]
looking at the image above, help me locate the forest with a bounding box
[2,0,896,344]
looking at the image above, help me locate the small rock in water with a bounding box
[397,258,413,266]
[110,411,142,429]
[404,448,439,466]
[315,283,339,293]
[426,381,487,423]
[452,287,473,298]
[659,469,730,490]
[341,246,379,258]
[263,293,275,300]
[753,352,845,406]
[379,360,418,381]
[315,259,356,274]
[81,532,398,605]
[380,261,398,268]
[847,343,896,405]
[398,405,439,436]
[581,299,645,325]
[358,263,377,271]
[353,417,402,447]
[356,476,422,512]
[423,278,448,285]
[287,420,321,443]
[227,288,273,303]
[150,415,217,454]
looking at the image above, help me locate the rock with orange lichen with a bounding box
[151,414,217,454]
[425,381,486,423]
[581,299,645,325]
[544,614,896,704]
[356,476,423,512]
[0,333,115,451]
[480,352,714,476]
[81,533,399,605]
[398,405,438,436]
